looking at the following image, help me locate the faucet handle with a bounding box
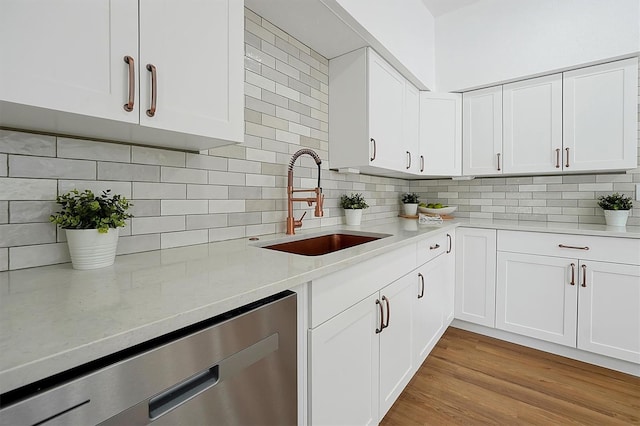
[294,211,307,229]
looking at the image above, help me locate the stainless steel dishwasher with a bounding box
[0,291,297,426]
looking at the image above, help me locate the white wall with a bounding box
[435,0,640,91]
[334,0,436,89]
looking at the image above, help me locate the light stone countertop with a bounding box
[1,217,639,395]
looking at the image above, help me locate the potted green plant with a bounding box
[597,192,633,226]
[50,189,133,270]
[401,192,420,216]
[340,193,369,225]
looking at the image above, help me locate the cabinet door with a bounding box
[462,86,503,176]
[503,74,562,174]
[379,273,414,420]
[455,228,497,327]
[563,58,638,171]
[0,0,139,123]
[496,252,578,347]
[578,261,640,364]
[368,49,405,171]
[139,0,243,141]
[413,255,447,366]
[309,293,379,426]
[403,82,420,174]
[419,92,462,176]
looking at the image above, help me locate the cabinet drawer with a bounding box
[497,230,640,265]
[416,231,449,266]
[310,244,416,328]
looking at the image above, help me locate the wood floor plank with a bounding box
[380,327,640,425]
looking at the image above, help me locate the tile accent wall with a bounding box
[410,62,640,226]
[0,8,407,271]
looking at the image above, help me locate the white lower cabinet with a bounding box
[455,228,497,327]
[309,293,379,426]
[413,253,447,363]
[496,230,640,365]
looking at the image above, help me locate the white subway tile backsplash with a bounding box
[9,156,95,180]
[0,130,56,156]
[0,248,7,271]
[209,200,245,213]
[161,200,208,216]
[132,146,185,167]
[132,216,185,235]
[246,174,275,187]
[209,226,245,242]
[57,138,130,162]
[187,184,228,200]
[129,200,161,217]
[0,223,55,247]
[98,162,159,182]
[161,230,208,249]
[161,167,208,184]
[186,214,227,230]
[9,243,70,269]
[9,201,57,223]
[208,171,245,186]
[228,159,261,174]
[59,181,132,199]
[116,234,160,255]
[133,182,186,200]
[0,178,57,201]
[0,154,6,176]
[0,202,7,224]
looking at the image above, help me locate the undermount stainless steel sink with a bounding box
[262,233,390,256]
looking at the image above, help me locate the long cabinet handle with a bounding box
[375,299,384,334]
[146,64,157,117]
[370,138,376,162]
[382,295,390,329]
[581,264,587,287]
[417,273,425,299]
[558,244,589,251]
[123,56,135,112]
[420,155,424,173]
[406,151,411,170]
[446,234,452,254]
[570,263,575,286]
[555,148,560,168]
[565,147,570,168]
[497,153,501,171]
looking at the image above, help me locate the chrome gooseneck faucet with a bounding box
[286,149,324,235]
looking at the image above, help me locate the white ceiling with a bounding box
[421,0,483,17]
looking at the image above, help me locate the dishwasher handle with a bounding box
[148,365,220,420]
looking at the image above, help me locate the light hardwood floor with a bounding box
[380,327,640,425]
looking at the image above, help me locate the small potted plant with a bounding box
[401,192,420,216]
[50,189,133,270]
[340,193,369,225]
[597,192,633,226]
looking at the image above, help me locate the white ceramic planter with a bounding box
[604,210,630,227]
[65,228,119,270]
[403,203,418,216]
[344,209,363,226]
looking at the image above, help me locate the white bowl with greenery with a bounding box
[50,189,132,270]
[598,193,633,227]
[340,193,369,225]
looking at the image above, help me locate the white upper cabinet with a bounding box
[563,58,638,172]
[0,0,243,151]
[0,0,139,123]
[418,92,462,176]
[462,86,503,176]
[503,74,563,174]
[329,47,420,177]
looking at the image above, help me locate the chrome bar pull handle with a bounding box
[581,264,587,287]
[446,234,452,254]
[497,153,501,171]
[558,244,589,251]
[406,151,411,170]
[375,299,384,334]
[570,263,575,286]
[123,56,135,112]
[417,273,425,299]
[146,64,157,117]
[555,148,560,168]
[370,138,376,162]
[420,155,425,173]
[565,147,570,168]
[382,295,390,329]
